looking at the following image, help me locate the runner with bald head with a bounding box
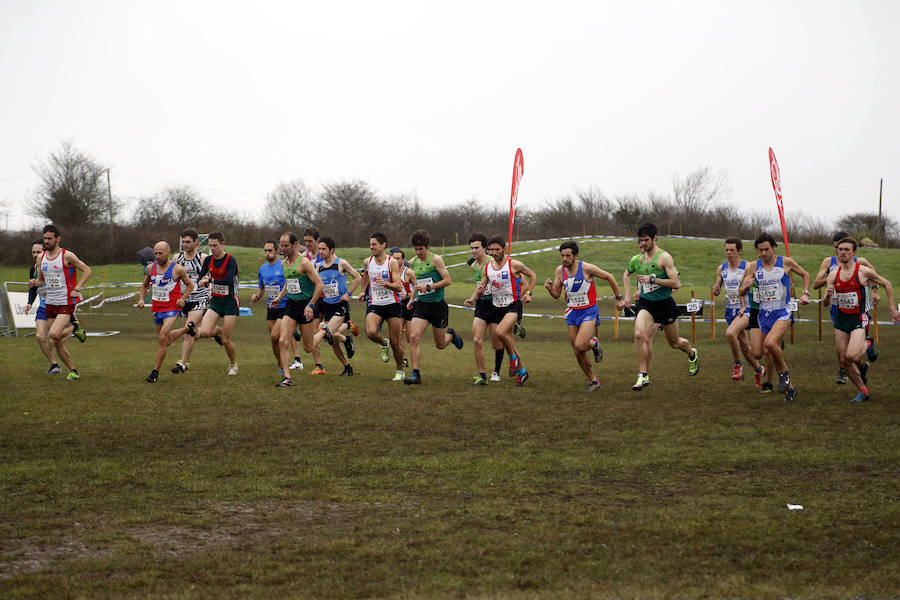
[138,241,196,383]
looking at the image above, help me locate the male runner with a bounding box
[269,232,324,385]
[465,235,536,386]
[31,225,91,380]
[623,222,698,391]
[813,231,879,383]
[738,232,811,401]
[467,234,506,385]
[712,237,763,383]
[312,236,362,376]
[403,230,464,385]
[26,239,70,373]
[390,247,415,364]
[359,232,408,380]
[138,241,196,383]
[544,240,624,391]
[250,240,290,374]
[299,227,325,371]
[823,237,899,401]
[170,228,210,374]
[195,232,240,375]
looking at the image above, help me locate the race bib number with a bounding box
[265,284,281,300]
[787,300,799,312]
[752,287,760,303]
[567,290,589,307]
[212,283,229,296]
[371,285,393,303]
[323,281,340,299]
[724,290,739,305]
[152,286,170,302]
[641,282,660,294]
[285,279,301,295]
[759,284,779,303]
[492,292,513,307]
[45,272,63,288]
[418,277,434,288]
[835,292,858,310]
[686,301,701,313]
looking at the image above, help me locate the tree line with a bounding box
[1,141,895,266]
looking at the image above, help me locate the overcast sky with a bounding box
[1,0,897,233]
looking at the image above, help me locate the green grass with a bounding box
[2,236,900,598]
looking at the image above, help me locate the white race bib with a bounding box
[567,290,589,307]
[641,282,660,294]
[836,291,858,309]
[323,281,339,299]
[371,286,393,302]
[418,277,434,288]
[152,286,170,301]
[759,284,779,303]
[265,284,281,299]
[492,292,513,307]
[45,272,63,288]
[212,283,229,296]
[285,279,301,295]
[725,290,739,305]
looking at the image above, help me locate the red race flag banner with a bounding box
[768,147,791,256]
[508,148,524,255]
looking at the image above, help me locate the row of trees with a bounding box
[3,141,895,266]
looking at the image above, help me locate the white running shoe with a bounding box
[489,372,502,382]
[289,359,303,370]
[227,364,239,375]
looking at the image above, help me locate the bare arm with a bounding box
[137,265,152,308]
[812,256,831,290]
[175,264,194,307]
[711,268,724,296]
[858,266,899,320]
[584,262,625,310]
[341,260,363,298]
[544,266,563,299]
[784,257,811,304]
[63,250,92,296]
[512,260,536,302]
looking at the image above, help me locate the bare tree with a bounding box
[672,166,730,215]
[29,140,117,226]
[164,185,211,224]
[265,180,314,228]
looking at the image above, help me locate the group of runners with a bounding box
[24,221,900,400]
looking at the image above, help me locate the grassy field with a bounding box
[2,236,899,598]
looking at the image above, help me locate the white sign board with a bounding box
[686,301,702,313]
[787,300,799,312]
[6,291,37,330]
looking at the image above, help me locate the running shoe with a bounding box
[632,373,649,391]
[732,363,744,381]
[587,380,600,392]
[508,356,519,377]
[66,371,80,381]
[321,323,334,344]
[859,361,869,385]
[591,337,603,363]
[392,370,405,381]
[227,364,238,375]
[186,321,196,337]
[866,337,878,362]
[515,369,529,386]
[146,369,158,383]
[472,375,488,386]
[46,364,61,375]
[784,387,798,402]
[344,337,355,359]
[688,348,700,376]
[448,328,464,350]
[380,341,391,363]
[72,320,86,343]
[275,377,293,387]
[515,322,527,339]
[754,366,765,387]
[489,372,502,382]
[348,319,359,336]
[760,382,773,393]
[289,359,303,370]
[339,364,354,377]
[777,371,790,393]
[311,366,326,375]
[836,368,848,385]
[850,391,869,402]
[293,327,301,341]
[214,333,223,346]
[171,361,188,374]
[403,372,422,385]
